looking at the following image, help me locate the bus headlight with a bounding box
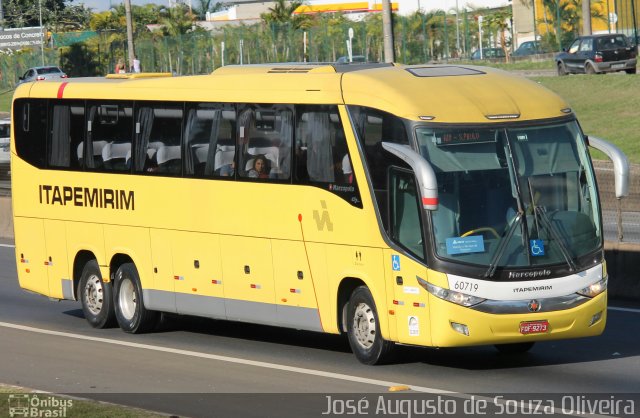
[576,276,608,298]
[417,278,486,307]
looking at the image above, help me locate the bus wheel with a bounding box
[495,342,535,354]
[346,286,394,365]
[79,260,116,328]
[113,262,158,334]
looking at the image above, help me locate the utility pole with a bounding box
[582,0,592,35]
[124,0,135,71]
[39,0,44,66]
[382,0,394,62]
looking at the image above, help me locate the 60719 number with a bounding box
[453,281,479,293]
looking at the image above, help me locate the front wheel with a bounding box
[346,286,394,365]
[557,62,567,76]
[79,259,115,328]
[113,262,158,334]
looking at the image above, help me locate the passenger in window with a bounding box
[219,161,235,177]
[341,154,353,183]
[248,155,270,178]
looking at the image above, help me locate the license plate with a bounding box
[519,320,549,335]
[611,63,625,69]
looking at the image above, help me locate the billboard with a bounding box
[0,27,45,51]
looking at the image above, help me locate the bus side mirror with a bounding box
[588,135,629,199]
[382,142,438,210]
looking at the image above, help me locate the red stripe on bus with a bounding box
[57,82,69,98]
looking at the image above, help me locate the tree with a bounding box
[484,8,512,61]
[2,0,90,30]
[192,1,230,20]
[159,4,196,36]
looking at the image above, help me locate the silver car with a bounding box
[17,66,68,85]
[0,118,10,172]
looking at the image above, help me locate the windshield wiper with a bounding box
[484,212,523,278]
[532,205,577,272]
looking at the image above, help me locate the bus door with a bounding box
[220,235,277,324]
[386,167,432,345]
[171,232,225,318]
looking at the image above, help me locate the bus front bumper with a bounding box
[428,291,607,347]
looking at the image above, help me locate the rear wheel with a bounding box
[585,63,597,75]
[495,342,535,354]
[625,68,636,74]
[557,62,567,76]
[346,286,394,365]
[79,260,115,328]
[113,262,158,333]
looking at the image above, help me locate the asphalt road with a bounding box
[1,243,640,417]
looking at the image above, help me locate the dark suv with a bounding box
[555,34,636,75]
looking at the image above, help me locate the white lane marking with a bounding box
[0,321,450,394]
[608,306,640,314]
[0,321,618,417]
[0,243,15,248]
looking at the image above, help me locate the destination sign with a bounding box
[435,129,496,146]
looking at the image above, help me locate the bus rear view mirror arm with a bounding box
[382,142,439,210]
[587,136,630,199]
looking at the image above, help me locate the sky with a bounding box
[71,0,509,14]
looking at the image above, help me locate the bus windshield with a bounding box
[416,121,601,272]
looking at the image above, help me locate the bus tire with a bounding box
[79,259,116,329]
[346,286,394,365]
[113,262,158,334]
[495,342,535,354]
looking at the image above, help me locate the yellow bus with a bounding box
[11,64,629,364]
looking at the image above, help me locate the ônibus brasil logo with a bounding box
[8,394,73,417]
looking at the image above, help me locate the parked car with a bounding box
[0,118,10,172]
[470,47,506,60]
[17,66,68,86]
[555,33,637,75]
[512,41,543,57]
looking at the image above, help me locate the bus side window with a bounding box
[14,99,47,169]
[389,167,425,259]
[87,101,134,172]
[49,101,85,170]
[134,104,183,175]
[295,105,362,207]
[237,104,292,181]
[184,104,236,178]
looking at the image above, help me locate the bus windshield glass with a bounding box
[416,121,601,271]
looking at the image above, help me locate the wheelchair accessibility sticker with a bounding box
[530,239,545,256]
[392,255,401,271]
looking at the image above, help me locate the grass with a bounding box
[532,74,640,164]
[0,384,166,418]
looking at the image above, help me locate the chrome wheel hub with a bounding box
[352,302,376,349]
[118,278,137,321]
[84,274,103,316]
